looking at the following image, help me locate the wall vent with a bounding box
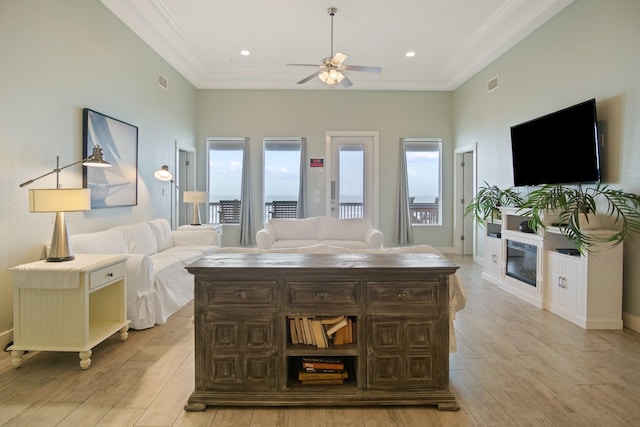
[487,76,498,92]
[158,73,168,90]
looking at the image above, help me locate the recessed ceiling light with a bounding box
[240,50,251,56]
[405,51,416,58]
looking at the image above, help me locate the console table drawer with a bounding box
[89,262,126,290]
[205,281,277,305]
[286,282,358,306]
[367,282,439,308]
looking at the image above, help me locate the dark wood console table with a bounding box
[185,252,459,411]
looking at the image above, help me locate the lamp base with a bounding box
[46,255,75,262]
[47,211,75,262]
[191,202,202,226]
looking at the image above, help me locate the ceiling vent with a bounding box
[487,76,498,92]
[158,73,168,90]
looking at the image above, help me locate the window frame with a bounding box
[206,137,247,224]
[262,137,303,224]
[403,137,443,226]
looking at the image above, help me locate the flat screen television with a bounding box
[510,98,601,187]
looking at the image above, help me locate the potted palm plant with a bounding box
[521,183,640,253]
[465,182,525,226]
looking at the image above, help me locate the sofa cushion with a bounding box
[270,217,319,240]
[70,229,127,254]
[270,239,320,249]
[318,217,369,241]
[147,218,173,252]
[320,240,370,249]
[112,222,157,255]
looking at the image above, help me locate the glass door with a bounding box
[325,132,379,227]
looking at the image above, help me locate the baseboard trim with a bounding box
[0,329,14,351]
[622,312,640,333]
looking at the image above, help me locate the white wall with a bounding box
[453,0,640,324]
[196,90,454,248]
[0,0,197,348]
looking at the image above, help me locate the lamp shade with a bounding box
[183,191,207,203]
[29,188,91,213]
[154,165,173,181]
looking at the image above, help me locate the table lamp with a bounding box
[183,191,207,225]
[19,145,111,262]
[29,188,91,261]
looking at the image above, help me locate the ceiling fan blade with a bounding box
[331,52,348,65]
[344,65,382,73]
[340,74,353,88]
[287,64,323,67]
[297,70,322,84]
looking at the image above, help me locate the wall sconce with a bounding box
[19,145,111,261]
[154,164,175,227]
[183,191,207,225]
[154,165,173,181]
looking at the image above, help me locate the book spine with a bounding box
[302,362,345,370]
[298,372,348,380]
[300,379,345,385]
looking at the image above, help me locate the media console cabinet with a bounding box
[185,252,459,411]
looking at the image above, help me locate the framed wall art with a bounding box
[82,108,138,208]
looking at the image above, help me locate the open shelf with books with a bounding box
[287,315,357,349]
[287,355,357,388]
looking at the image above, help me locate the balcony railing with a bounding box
[206,201,439,224]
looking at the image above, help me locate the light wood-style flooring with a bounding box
[2,255,640,426]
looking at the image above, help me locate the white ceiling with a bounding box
[101,0,573,91]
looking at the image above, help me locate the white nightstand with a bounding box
[9,254,130,369]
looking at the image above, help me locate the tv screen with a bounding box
[510,99,601,187]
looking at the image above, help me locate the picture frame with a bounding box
[83,108,138,208]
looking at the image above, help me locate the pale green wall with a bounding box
[196,90,453,248]
[453,0,640,320]
[0,0,197,348]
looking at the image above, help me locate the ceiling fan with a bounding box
[288,7,382,87]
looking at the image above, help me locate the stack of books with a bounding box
[298,357,348,385]
[289,315,355,348]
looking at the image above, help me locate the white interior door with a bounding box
[454,144,477,255]
[325,131,379,228]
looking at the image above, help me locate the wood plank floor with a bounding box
[2,255,640,426]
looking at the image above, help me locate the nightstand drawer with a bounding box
[367,282,439,308]
[89,262,126,290]
[286,282,358,306]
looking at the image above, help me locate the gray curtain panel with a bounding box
[395,138,413,244]
[239,138,255,245]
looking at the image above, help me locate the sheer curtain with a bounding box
[239,138,255,245]
[395,139,413,244]
[296,137,307,218]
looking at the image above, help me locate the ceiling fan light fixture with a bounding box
[289,7,380,87]
[318,69,344,86]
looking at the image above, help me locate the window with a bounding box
[404,138,442,225]
[207,138,246,223]
[263,138,302,223]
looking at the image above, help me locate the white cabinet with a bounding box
[9,255,130,369]
[544,239,622,329]
[546,251,581,321]
[483,235,502,283]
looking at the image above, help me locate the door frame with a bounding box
[324,131,379,228]
[175,143,196,228]
[453,143,477,256]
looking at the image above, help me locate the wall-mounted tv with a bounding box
[510,98,601,187]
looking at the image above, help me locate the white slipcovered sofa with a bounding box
[69,218,220,329]
[256,216,383,250]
